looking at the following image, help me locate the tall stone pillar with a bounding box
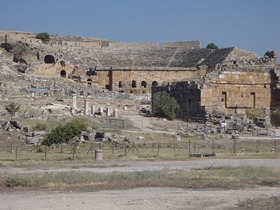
[91,105,96,115]
[113,109,118,117]
[84,98,89,115]
[72,94,77,110]
[99,107,103,116]
[106,107,111,116]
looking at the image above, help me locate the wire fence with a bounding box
[0,138,279,161]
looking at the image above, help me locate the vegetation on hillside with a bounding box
[206,43,218,49]
[41,118,89,146]
[5,102,20,119]
[246,109,262,119]
[35,32,50,42]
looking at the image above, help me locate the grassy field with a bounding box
[0,135,279,162]
[1,166,279,209]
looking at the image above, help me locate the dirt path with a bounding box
[1,159,280,174]
[1,186,280,210]
[1,159,280,209]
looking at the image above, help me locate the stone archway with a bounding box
[60,70,66,78]
[87,78,92,86]
[44,55,55,64]
[132,80,137,88]
[141,81,147,88]
[119,81,123,88]
[152,81,158,87]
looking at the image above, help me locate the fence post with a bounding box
[60,144,63,153]
[212,140,215,154]
[72,145,76,160]
[44,145,47,161]
[174,141,176,155]
[132,143,135,154]
[274,139,277,152]
[233,139,237,153]
[15,146,18,161]
[112,142,114,154]
[256,140,260,153]
[188,140,191,156]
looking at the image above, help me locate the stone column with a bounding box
[91,105,96,115]
[106,107,111,117]
[84,98,89,115]
[72,94,77,110]
[99,107,103,116]
[113,109,118,117]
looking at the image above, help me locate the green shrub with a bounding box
[5,102,20,119]
[41,119,89,146]
[152,91,179,120]
[246,109,262,119]
[35,32,50,42]
[60,60,66,67]
[5,175,33,188]
[206,43,218,49]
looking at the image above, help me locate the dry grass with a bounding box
[0,137,280,163]
[1,166,279,191]
[238,195,280,209]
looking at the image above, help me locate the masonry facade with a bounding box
[152,50,279,122]
[1,31,279,122]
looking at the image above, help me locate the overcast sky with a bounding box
[1,0,279,60]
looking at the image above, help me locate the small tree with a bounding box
[5,102,20,119]
[246,109,262,119]
[60,60,66,67]
[35,32,50,42]
[206,43,218,49]
[152,91,180,120]
[41,120,89,146]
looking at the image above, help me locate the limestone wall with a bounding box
[202,71,271,116]
[95,68,204,94]
[163,41,200,49]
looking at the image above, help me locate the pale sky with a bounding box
[1,0,279,61]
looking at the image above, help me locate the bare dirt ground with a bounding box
[1,186,280,210]
[1,159,280,210]
[1,100,280,209]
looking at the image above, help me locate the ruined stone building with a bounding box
[152,49,279,122]
[1,31,279,122]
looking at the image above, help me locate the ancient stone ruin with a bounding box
[0,30,279,124]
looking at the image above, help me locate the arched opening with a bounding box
[44,55,55,64]
[152,81,158,87]
[60,70,66,78]
[141,81,147,88]
[105,84,110,90]
[87,78,92,86]
[132,80,137,88]
[118,81,123,88]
